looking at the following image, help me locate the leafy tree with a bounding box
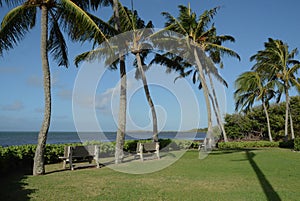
[251,38,300,140]
[225,96,300,140]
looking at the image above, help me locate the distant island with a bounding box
[187,128,208,133]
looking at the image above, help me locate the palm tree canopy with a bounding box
[74,4,154,71]
[234,71,276,112]
[162,5,240,62]
[250,38,300,93]
[154,4,240,89]
[0,0,112,66]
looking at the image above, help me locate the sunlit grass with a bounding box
[2,148,300,201]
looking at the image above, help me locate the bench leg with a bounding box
[69,156,74,171]
[156,143,160,159]
[62,160,66,169]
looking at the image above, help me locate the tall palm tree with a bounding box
[120,6,158,142]
[111,0,126,164]
[0,0,110,175]
[75,5,158,143]
[160,4,240,144]
[64,0,126,164]
[251,38,300,140]
[234,71,276,142]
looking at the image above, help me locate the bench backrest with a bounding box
[64,145,99,157]
[137,142,159,152]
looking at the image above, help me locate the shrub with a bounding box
[294,138,300,151]
[218,141,279,149]
[279,140,294,149]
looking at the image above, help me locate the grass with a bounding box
[1,148,300,201]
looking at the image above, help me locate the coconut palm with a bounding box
[120,6,158,142]
[75,5,158,143]
[234,71,277,142]
[0,0,110,175]
[251,38,300,140]
[160,4,240,144]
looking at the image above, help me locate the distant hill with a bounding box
[188,128,208,132]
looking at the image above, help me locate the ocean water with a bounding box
[0,131,205,147]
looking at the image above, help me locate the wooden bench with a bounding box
[59,145,100,170]
[136,142,160,161]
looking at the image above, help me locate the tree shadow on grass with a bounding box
[209,148,257,155]
[246,150,281,201]
[0,172,36,201]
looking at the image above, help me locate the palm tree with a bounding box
[251,38,300,140]
[120,6,158,142]
[0,0,110,175]
[75,5,159,143]
[160,4,240,144]
[234,71,276,142]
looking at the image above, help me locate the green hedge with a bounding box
[294,138,300,151]
[0,139,200,175]
[217,141,280,149]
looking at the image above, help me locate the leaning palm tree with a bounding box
[120,6,158,142]
[0,0,110,175]
[234,71,276,142]
[75,5,159,143]
[251,38,300,140]
[160,4,240,144]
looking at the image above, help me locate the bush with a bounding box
[218,141,279,149]
[294,138,300,151]
[279,140,294,149]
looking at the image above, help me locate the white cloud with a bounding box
[26,73,62,88]
[1,101,24,111]
[57,89,72,100]
[27,75,42,87]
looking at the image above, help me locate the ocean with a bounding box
[0,131,206,147]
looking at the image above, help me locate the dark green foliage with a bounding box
[279,140,294,149]
[218,141,279,149]
[225,96,300,140]
[294,137,300,151]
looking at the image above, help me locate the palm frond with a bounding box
[48,10,68,67]
[0,5,36,56]
[162,11,188,35]
[195,7,219,37]
[75,45,119,70]
[59,0,110,45]
[89,0,112,10]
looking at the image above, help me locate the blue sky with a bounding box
[0,0,300,132]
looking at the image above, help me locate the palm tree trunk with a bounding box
[115,56,126,164]
[262,101,272,142]
[284,87,289,141]
[136,53,158,142]
[193,48,213,150]
[289,112,295,139]
[113,0,126,164]
[33,5,51,176]
[207,72,228,142]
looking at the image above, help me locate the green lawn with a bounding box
[1,148,300,201]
